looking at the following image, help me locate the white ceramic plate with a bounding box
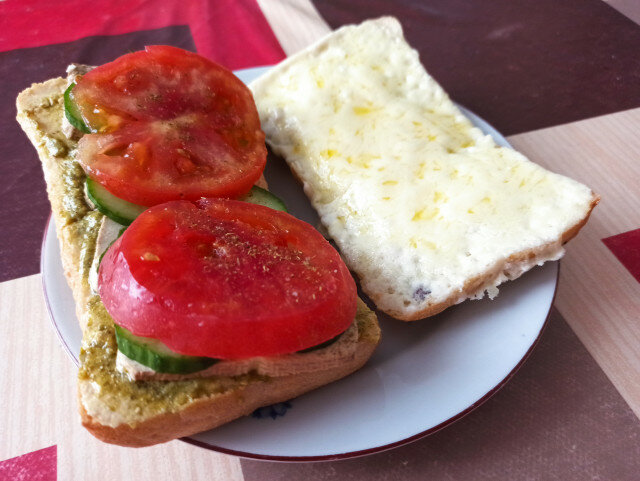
[41,66,556,461]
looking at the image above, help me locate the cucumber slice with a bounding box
[64,83,91,134]
[115,322,345,374]
[87,182,283,226]
[239,186,288,212]
[115,325,219,374]
[297,331,343,353]
[86,178,147,226]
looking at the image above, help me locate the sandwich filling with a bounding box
[17,68,377,427]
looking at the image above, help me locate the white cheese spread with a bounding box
[88,216,123,294]
[251,17,595,318]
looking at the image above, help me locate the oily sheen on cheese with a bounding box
[250,17,597,320]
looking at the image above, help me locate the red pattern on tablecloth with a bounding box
[313,0,640,136]
[1,0,286,284]
[603,228,640,283]
[0,445,56,481]
[0,0,285,69]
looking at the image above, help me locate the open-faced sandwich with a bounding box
[18,16,599,448]
[251,17,599,321]
[17,46,381,447]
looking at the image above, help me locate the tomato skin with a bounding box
[74,46,266,206]
[98,199,357,359]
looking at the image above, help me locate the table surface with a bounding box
[1,0,639,479]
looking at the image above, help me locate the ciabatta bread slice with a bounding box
[16,76,380,447]
[250,17,598,321]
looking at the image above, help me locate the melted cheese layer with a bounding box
[251,17,595,318]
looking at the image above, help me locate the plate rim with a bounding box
[41,212,80,367]
[40,64,558,461]
[182,294,555,462]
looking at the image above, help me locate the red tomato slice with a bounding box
[98,199,357,359]
[73,46,266,206]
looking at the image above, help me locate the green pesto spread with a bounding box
[29,86,375,425]
[28,88,267,422]
[79,298,263,419]
[25,93,91,224]
[24,91,100,276]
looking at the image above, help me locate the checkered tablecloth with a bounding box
[1,1,638,479]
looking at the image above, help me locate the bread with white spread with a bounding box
[250,17,599,321]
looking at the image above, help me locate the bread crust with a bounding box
[17,78,380,446]
[272,142,598,322]
[17,77,96,329]
[80,322,378,447]
[382,193,600,321]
